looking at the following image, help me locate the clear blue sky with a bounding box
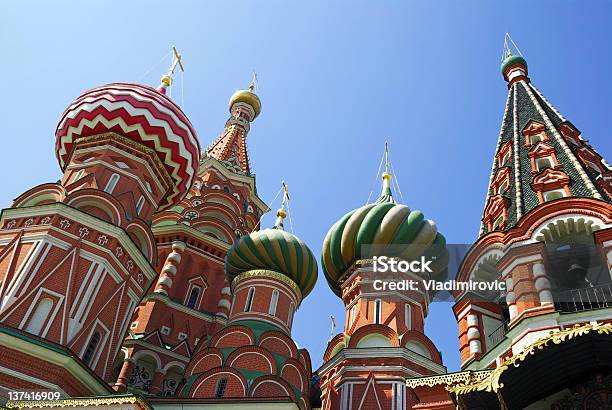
[1,1,611,372]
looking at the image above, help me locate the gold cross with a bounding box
[281,181,290,206]
[249,70,258,92]
[161,46,185,88]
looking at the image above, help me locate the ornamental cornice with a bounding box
[232,269,302,303]
[152,223,231,254]
[6,394,152,409]
[317,346,447,376]
[406,370,492,389]
[198,157,269,214]
[0,203,157,283]
[447,322,612,397]
[72,133,173,190]
[142,292,228,324]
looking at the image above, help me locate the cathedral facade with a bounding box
[0,47,610,410]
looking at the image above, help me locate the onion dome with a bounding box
[225,186,317,298]
[229,84,261,118]
[501,52,528,81]
[55,82,200,209]
[321,170,448,296]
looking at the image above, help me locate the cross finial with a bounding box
[159,46,184,90]
[281,180,290,207]
[502,33,523,62]
[274,181,290,229]
[382,141,392,184]
[384,141,390,175]
[328,315,336,342]
[249,70,258,92]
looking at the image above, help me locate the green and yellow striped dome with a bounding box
[321,175,448,296]
[225,227,318,298]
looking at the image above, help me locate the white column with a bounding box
[533,262,553,305]
[505,277,517,319]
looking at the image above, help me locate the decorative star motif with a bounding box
[60,219,71,229]
[116,246,124,257]
[98,235,109,246]
[41,216,52,225]
[24,218,34,227]
[6,220,16,229]
[126,260,134,271]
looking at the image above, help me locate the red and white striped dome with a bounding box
[55,83,200,209]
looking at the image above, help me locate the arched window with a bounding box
[104,173,120,194]
[25,298,54,336]
[288,302,295,326]
[530,134,544,145]
[269,290,279,316]
[135,196,145,215]
[535,157,553,172]
[374,299,382,324]
[543,189,566,202]
[83,331,101,366]
[497,180,509,195]
[245,287,255,312]
[186,286,201,309]
[215,378,228,398]
[405,303,411,330]
[492,214,504,231]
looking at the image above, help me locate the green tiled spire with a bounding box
[479,54,611,236]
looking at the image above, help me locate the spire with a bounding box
[157,46,184,94]
[479,39,610,236]
[273,181,290,229]
[376,142,396,204]
[205,75,262,174]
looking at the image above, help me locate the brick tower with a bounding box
[449,44,612,408]
[113,83,269,396]
[0,61,200,398]
[180,186,318,409]
[319,150,453,410]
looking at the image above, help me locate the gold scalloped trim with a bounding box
[406,370,492,388]
[447,321,612,397]
[232,269,302,302]
[6,395,152,409]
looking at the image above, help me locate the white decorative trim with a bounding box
[512,82,523,220]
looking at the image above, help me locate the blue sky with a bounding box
[1,1,611,372]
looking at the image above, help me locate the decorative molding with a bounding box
[448,322,612,396]
[406,370,491,388]
[231,269,302,303]
[5,394,152,409]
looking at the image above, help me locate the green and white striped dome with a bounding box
[321,174,448,296]
[225,227,318,298]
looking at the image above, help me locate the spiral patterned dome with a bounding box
[55,83,200,209]
[225,227,318,298]
[322,177,448,296]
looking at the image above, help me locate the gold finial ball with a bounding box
[161,74,172,87]
[382,171,392,180]
[229,88,262,119]
[277,208,287,218]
